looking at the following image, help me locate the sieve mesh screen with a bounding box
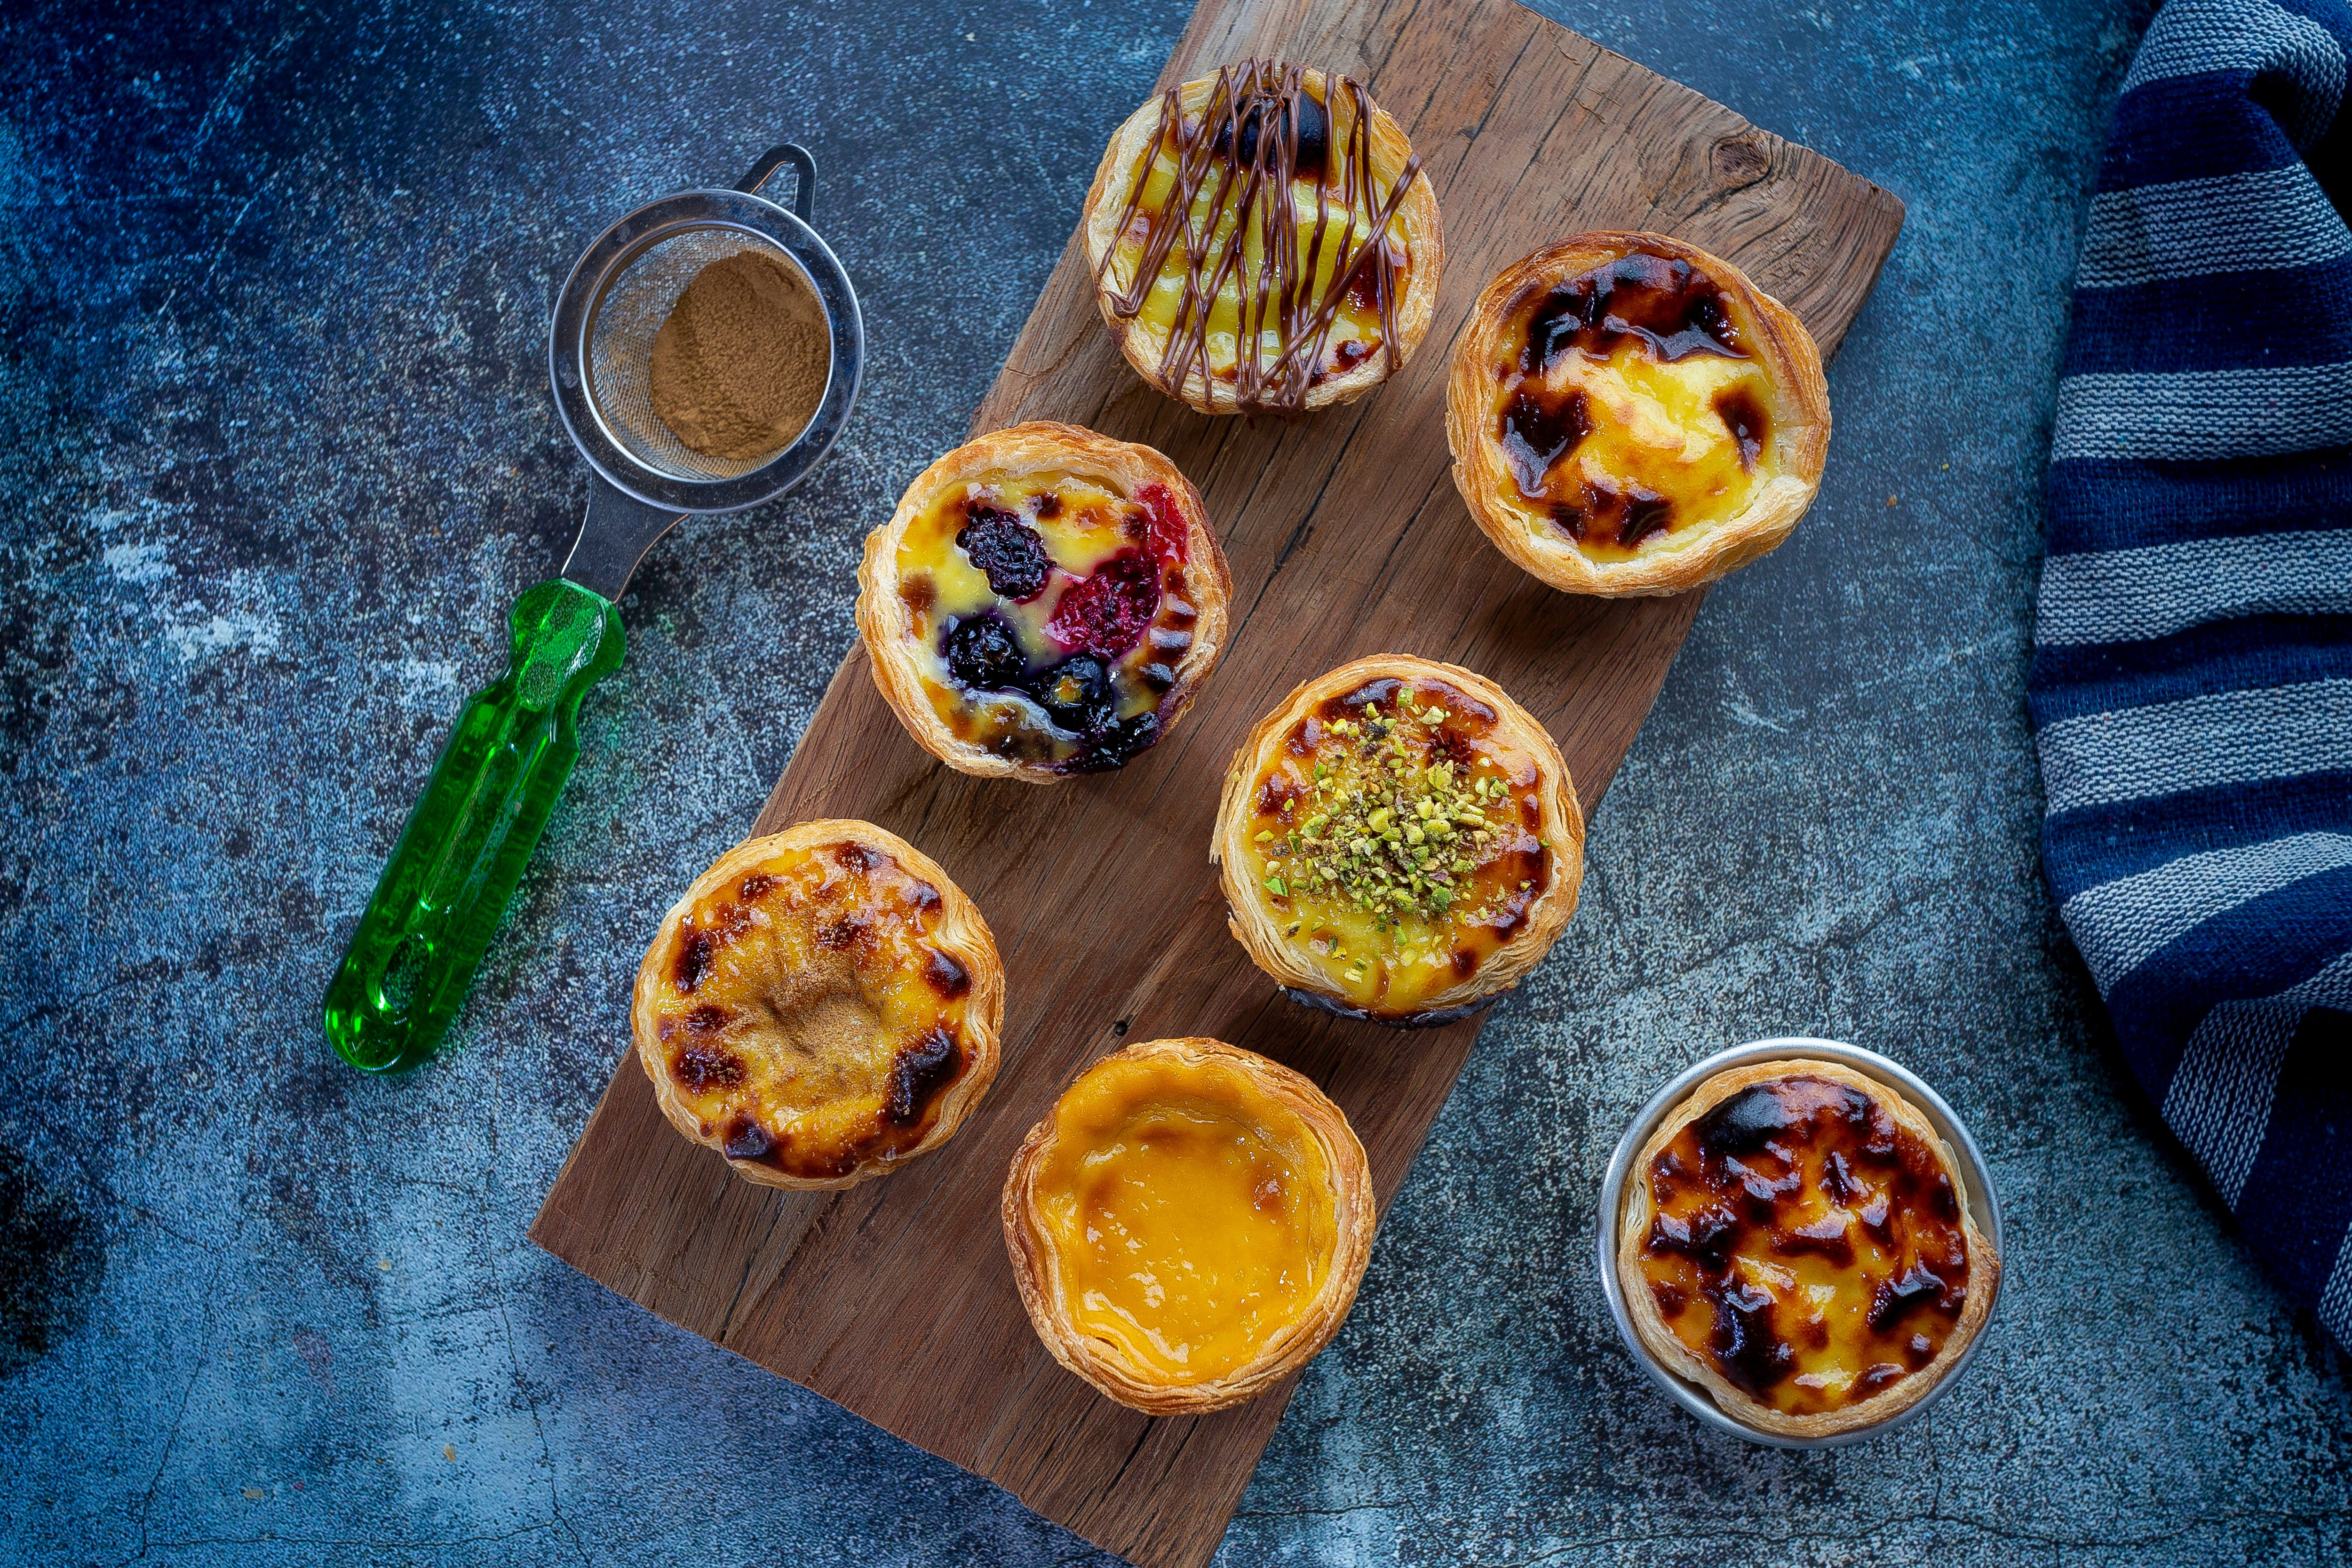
[584,226,832,485]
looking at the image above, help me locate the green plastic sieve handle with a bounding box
[323,579,625,1073]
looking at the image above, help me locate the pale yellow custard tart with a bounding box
[1083,59,1443,415]
[1213,656,1584,1025]
[1445,231,1829,597]
[1618,1060,1999,1438]
[633,820,1003,1190]
[1002,1037,1375,1413]
[857,422,1231,780]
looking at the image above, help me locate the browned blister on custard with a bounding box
[1637,1074,1974,1416]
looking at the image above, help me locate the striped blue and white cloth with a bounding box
[2032,0,2352,1344]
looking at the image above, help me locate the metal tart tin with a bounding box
[1595,1036,2003,1449]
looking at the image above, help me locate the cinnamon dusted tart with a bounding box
[1002,1038,1375,1414]
[1618,1060,1999,1438]
[857,422,1231,780]
[1084,59,1443,415]
[633,820,1003,1190]
[1213,656,1584,1026]
[1446,231,1829,596]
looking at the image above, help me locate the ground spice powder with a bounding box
[648,249,828,460]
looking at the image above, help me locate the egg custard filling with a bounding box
[1637,1074,1977,1416]
[1026,1050,1339,1386]
[894,469,1197,773]
[644,838,979,1182]
[1099,61,1424,407]
[1490,251,1781,560]
[1236,675,1554,1017]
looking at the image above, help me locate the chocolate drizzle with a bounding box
[1098,59,1424,414]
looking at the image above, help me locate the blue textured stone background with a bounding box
[4,0,2349,1562]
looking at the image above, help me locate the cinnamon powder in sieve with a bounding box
[648,249,829,460]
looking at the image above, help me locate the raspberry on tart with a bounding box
[1082,59,1444,415]
[1213,655,1584,1026]
[1001,1037,1376,1414]
[1617,1060,2000,1438]
[1445,231,1830,597]
[632,820,1003,1190]
[857,422,1231,781]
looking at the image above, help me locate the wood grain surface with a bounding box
[530,0,1903,1562]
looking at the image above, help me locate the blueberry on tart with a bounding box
[633,820,1003,1190]
[1213,656,1584,1026]
[1618,1060,2000,1438]
[1445,231,1830,597]
[1083,59,1443,416]
[1002,1037,1375,1414]
[857,421,1231,780]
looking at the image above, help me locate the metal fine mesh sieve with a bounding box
[549,146,864,521]
[584,227,833,484]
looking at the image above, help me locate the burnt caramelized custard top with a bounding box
[1637,1074,1976,1417]
[1099,59,1424,412]
[647,840,977,1181]
[1235,676,1554,1017]
[1493,251,1777,559]
[895,469,1197,773]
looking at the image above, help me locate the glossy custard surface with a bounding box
[1236,676,1552,1015]
[1491,253,1780,561]
[1638,1074,1975,1417]
[893,469,1196,772]
[1031,1052,1338,1385]
[1102,64,1420,405]
[647,840,976,1180]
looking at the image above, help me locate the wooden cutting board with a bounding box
[530,0,1902,1562]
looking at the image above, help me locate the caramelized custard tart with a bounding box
[1213,656,1584,1026]
[857,422,1232,780]
[1003,1037,1375,1413]
[1618,1060,1999,1438]
[1083,59,1443,415]
[1446,232,1829,597]
[634,821,1003,1190]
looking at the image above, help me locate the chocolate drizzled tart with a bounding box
[1084,59,1443,415]
[634,820,1003,1190]
[1446,231,1829,597]
[1617,1059,1999,1438]
[857,422,1231,780]
[1213,656,1584,1026]
[1002,1037,1375,1414]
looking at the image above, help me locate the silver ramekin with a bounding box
[1594,1036,2003,1448]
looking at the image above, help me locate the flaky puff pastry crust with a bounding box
[1002,1037,1377,1414]
[633,820,1004,1191]
[1081,66,1444,415]
[1213,656,1584,1025]
[1446,231,1830,597]
[855,420,1232,783]
[1617,1059,2000,1439]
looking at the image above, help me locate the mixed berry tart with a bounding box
[1213,655,1584,1026]
[633,820,1003,1190]
[1002,1037,1376,1414]
[857,421,1231,781]
[1082,59,1443,415]
[1616,1059,2000,1438]
[1446,231,1830,597]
